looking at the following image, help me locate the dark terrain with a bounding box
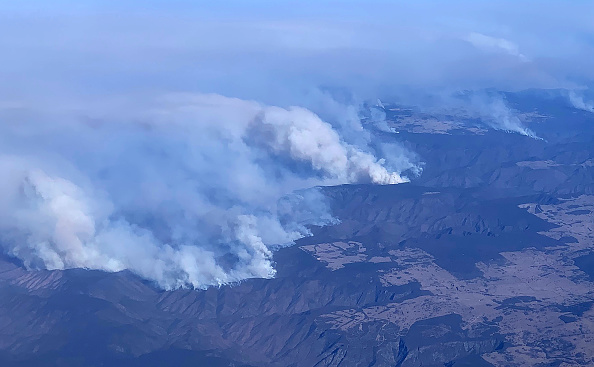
[1,90,593,366]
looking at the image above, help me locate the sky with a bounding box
[0,1,592,288]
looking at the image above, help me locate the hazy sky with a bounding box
[1,1,593,103]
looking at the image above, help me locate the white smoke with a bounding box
[468,94,540,139]
[401,91,541,139]
[480,97,539,139]
[568,90,594,113]
[0,93,414,289]
[465,32,529,62]
[248,105,405,184]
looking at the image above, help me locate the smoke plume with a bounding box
[568,90,594,113]
[0,93,415,289]
[470,94,539,139]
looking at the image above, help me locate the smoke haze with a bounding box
[0,0,592,287]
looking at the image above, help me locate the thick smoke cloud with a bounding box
[0,94,415,289]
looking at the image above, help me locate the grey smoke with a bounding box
[0,93,415,289]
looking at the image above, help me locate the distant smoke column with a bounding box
[569,90,594,112]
